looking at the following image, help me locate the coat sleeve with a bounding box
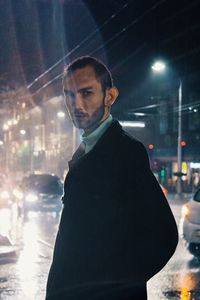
[121,140,178,281]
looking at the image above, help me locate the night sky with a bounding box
[0,0,200,117]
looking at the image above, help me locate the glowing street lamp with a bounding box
[152,60,183,195]
[20,129,26,135]
[151,61,166,73]
[7,120,13,126]
[3,124,9,131]
[12,119,18,125]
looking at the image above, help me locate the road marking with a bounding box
[37,239,53,249]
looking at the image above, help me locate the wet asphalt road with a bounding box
[148,197,200,300]
[0,195,199,300]
[0,210,60,300]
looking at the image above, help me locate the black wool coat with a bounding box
[46,120,178,300]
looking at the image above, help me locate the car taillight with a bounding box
[182,204,190,219]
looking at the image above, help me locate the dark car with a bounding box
[21,174,63,214]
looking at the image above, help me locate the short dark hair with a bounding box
[63,56,113,92]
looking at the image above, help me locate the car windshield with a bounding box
[22,175,63,195]
[194,188,200,202]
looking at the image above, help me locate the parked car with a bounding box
[181,187,200,257]
[21,174,63,215]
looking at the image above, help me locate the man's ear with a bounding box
[105,87,119,107]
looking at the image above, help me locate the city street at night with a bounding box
[0,0,200,299]
[0,193,198,300]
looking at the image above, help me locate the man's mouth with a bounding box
[74,113,87,121]
[74,112,87,117]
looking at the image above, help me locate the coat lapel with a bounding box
[68,143,86,170]
[63,121,124,201]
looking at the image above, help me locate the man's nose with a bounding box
[74,93,84,110]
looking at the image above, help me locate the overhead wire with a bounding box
[128,100,200,114]
[29,0,168,97]
[26,1,131,89]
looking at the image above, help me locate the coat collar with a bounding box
[68,120,123,171]
[90,120,123,156]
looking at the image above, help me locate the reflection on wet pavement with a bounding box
[0,206,59,300]
[17,220,41,299]
[148,237,200,300]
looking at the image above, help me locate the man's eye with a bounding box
[82,91,92,97]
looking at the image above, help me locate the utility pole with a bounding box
[177,80,182,195]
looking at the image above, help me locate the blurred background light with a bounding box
[20,129,26,135]
[119,121,145,128]
[57,111,65,118]
[3,124,9,131]
[151,61,166,73]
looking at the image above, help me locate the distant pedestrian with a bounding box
[46,56,178,300]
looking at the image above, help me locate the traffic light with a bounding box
[161,167,165,178]
[181,140,187,147]
[148,144,154,150]
[160,166,166,184]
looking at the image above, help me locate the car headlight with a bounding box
[182,204,190,219]
[25,193,38,202]
[13,189,24,200]
[0,191,10,200]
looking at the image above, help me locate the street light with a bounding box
[151,60,182,195]
[177,79,182,194]
[20,129,26,135]
[3,124,9,131]
[151,61,166,73]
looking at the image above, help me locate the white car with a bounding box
[181,187,200,257]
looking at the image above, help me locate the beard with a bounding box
[72,104,105,131]
[72,100,107,133]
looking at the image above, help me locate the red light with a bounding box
[149,144,154,150]
[181,140,187,147]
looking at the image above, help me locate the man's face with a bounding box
[63,66,107,132]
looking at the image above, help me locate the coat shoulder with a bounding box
[120,130,146,151]
[117,129,150,168]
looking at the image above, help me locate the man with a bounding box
[46,56,178,300]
